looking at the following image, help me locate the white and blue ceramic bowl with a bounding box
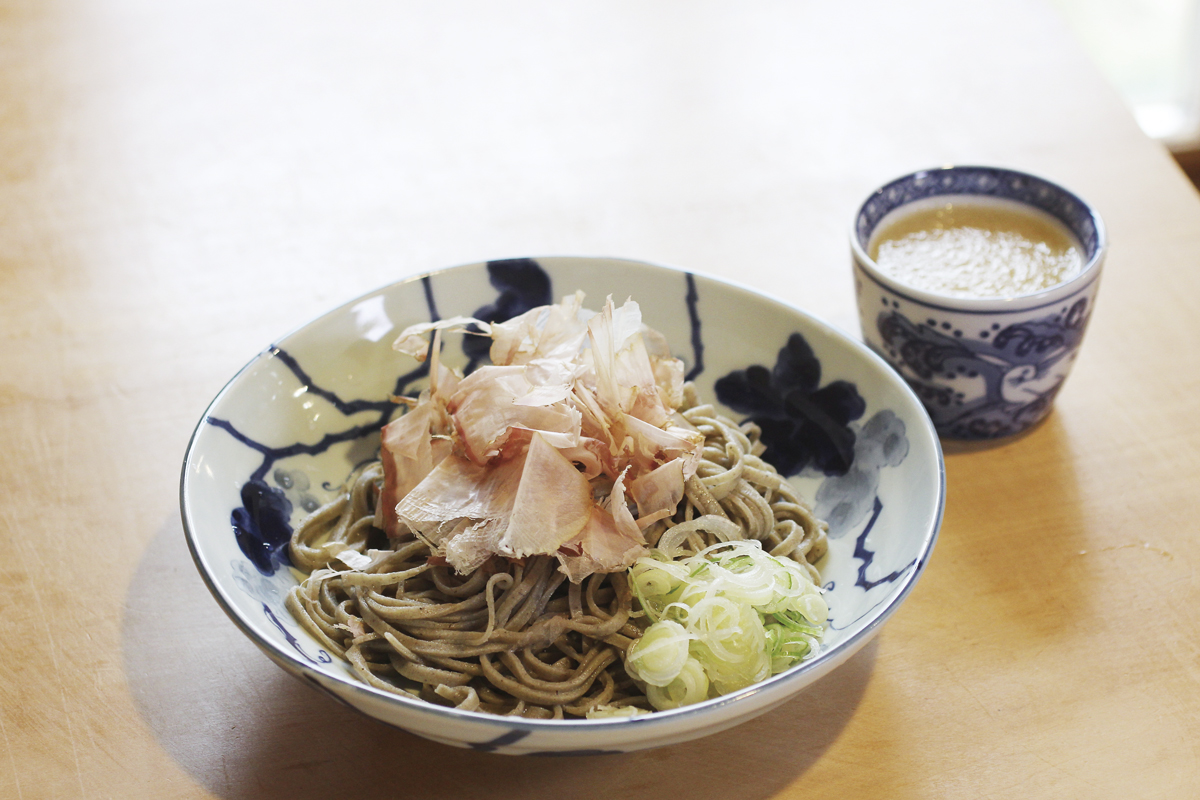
[180,256,945,755]
[851,166,1107,440]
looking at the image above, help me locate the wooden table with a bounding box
[3,1,1198,797]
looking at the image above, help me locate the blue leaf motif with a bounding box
[462,258,553,373]
[715,333,866,476]
[231,479,294,575]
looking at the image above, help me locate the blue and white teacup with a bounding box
[850,166,1107,440]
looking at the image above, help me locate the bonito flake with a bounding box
[381,293,703,582]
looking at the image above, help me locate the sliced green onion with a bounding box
[625,539,825,711]
[645,657,710,711]
[625,619,691,687]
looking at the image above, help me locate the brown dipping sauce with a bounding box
[868,197,1084,298]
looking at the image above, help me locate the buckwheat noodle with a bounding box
[285,388,827,718]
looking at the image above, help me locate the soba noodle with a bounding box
[285,387,827,718]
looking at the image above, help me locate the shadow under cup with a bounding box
[850,166,1107,441]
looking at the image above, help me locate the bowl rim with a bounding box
[848,165,1108,313]
[179,254,946,735]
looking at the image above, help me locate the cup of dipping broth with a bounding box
[850,165,1106,440]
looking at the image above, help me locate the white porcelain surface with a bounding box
[180,256,945,755]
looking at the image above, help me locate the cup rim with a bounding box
[849,165,1107,312]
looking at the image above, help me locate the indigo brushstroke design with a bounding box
[208,408,393,486]
[852,496,914,591]
[465,729,625,757]
[524,747,628,757]
[824,496,917,631]
[684,272,705,381]
[467,730,531,752]
[263,602,332,665]
[714,332,866,476]
[272,467,321,514]
[270,349,402,418]
[212,264,557,577]
[877,297,1090,439]
[231,560,285,607]
[462,258,553,374]
[815,410,909,539]
[211,275,440,575]
[230,479,295,574]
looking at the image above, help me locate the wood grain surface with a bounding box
[2,1,1198,798]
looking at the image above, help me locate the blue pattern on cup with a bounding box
[852,166,1105,440]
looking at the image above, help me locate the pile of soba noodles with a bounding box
[285,295,828,719]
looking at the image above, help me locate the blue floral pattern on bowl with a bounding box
[181,256,944,754]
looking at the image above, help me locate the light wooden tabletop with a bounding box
[3,1,1199,797]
